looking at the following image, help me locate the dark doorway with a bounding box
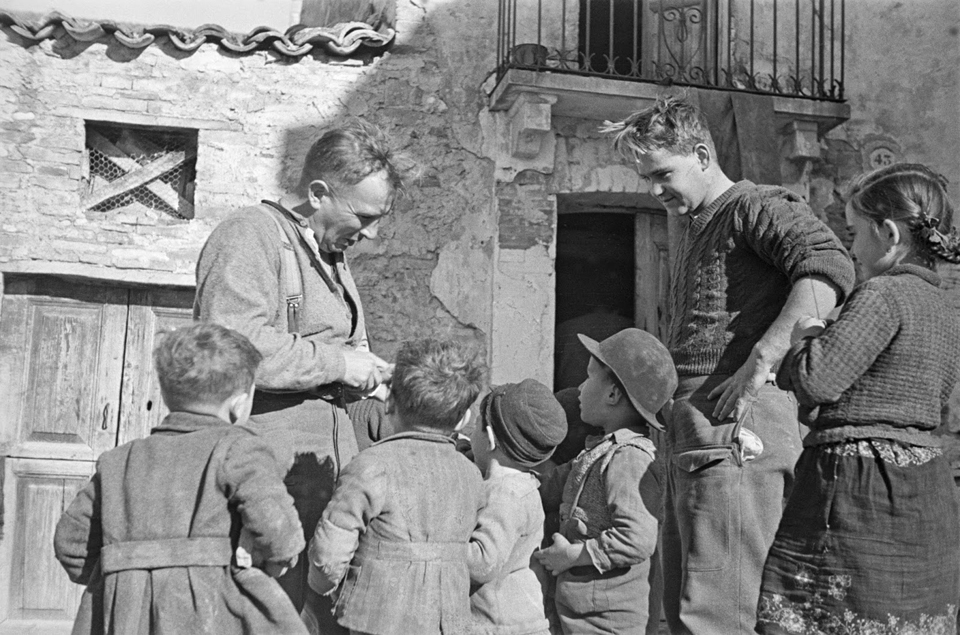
[553,212,636,391]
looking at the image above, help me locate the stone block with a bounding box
[0,130,36,145]
[22,146,83,164]
[31,175,80,191]
[0,159,32,174]
[100,76,134,90]
[80,95,150,113]
[0,173,22,189]
[37,164,82,179]
[780,120,821,161]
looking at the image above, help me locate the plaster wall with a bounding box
[813,0,960,225]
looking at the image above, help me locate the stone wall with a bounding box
[0,0,503,361]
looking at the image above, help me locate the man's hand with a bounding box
[535,533,588,576]
[790,316,827,345]
[342,349,391,393]
[708,352,770,422]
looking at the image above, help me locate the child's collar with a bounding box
[587,424,650,449]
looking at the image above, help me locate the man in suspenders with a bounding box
[194,119,402,628]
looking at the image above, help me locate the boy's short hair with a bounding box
[391,337,487,431]
[603,94,716,159]
[154,322,262,409]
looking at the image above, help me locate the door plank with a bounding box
[117,288,195,446]
[634,211,670,342]
[0,458,93,624]
[0,276,128,460]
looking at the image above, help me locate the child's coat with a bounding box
[468,470,551,635]
[540,428,660,635]
[53,412,306,635]
[308,430,484,635]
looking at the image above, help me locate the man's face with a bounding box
[308,171,394,253]
[636,147,709,216]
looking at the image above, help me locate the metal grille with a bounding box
[83,123,197,219]
[496,0,845,102]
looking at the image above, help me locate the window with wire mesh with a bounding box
[82,121,198,219]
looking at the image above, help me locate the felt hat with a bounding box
[578,328,678,430]
[481,378,568,466]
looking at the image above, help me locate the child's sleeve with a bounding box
[584,447,659,573]
[467,479,523,585]
[778,283,898,406]
[308,456,386,595]
[53,472,103,585]
[219,433,305,567]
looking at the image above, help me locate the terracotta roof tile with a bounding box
[0,10,394,57]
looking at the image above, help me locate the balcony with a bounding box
[489,0,850,127]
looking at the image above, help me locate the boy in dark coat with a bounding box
[54,322,306,635]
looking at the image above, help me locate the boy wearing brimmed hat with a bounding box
[468,379,568,635]
[536,328,678,635]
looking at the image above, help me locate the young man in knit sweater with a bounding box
[604,96,855,634]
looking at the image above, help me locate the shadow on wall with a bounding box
[274,4,495,361]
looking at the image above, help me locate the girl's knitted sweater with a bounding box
[778,264,960,446]
[667,180,855,377]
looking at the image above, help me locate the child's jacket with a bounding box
[53,412,306,635]
[468,470,551,635]
[309,430,484,635]
[542,428,659,569]
[540,427,661,635]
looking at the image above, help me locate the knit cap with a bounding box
[481,378,568,467]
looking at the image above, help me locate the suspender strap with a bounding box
[260,203,303,334]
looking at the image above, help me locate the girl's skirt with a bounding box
[756,438,960,635]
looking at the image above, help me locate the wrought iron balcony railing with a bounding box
[496,0,845,102]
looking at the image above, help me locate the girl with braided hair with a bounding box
[756,163,960,634]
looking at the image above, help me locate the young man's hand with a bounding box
[708,351,769,422]
[535,533,589,576]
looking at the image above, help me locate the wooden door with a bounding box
[634,211,671,342]
[0,276,194,633]
[116,288,195,445]
[0,276,127,630]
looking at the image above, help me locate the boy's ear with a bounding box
[384,390,396,415]
[605,382,625,406]
[485,422,497,451]
[226,386,253,424]
[454,408,471,433]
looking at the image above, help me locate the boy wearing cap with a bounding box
[468,379,568,635]
[536,328,678,635]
